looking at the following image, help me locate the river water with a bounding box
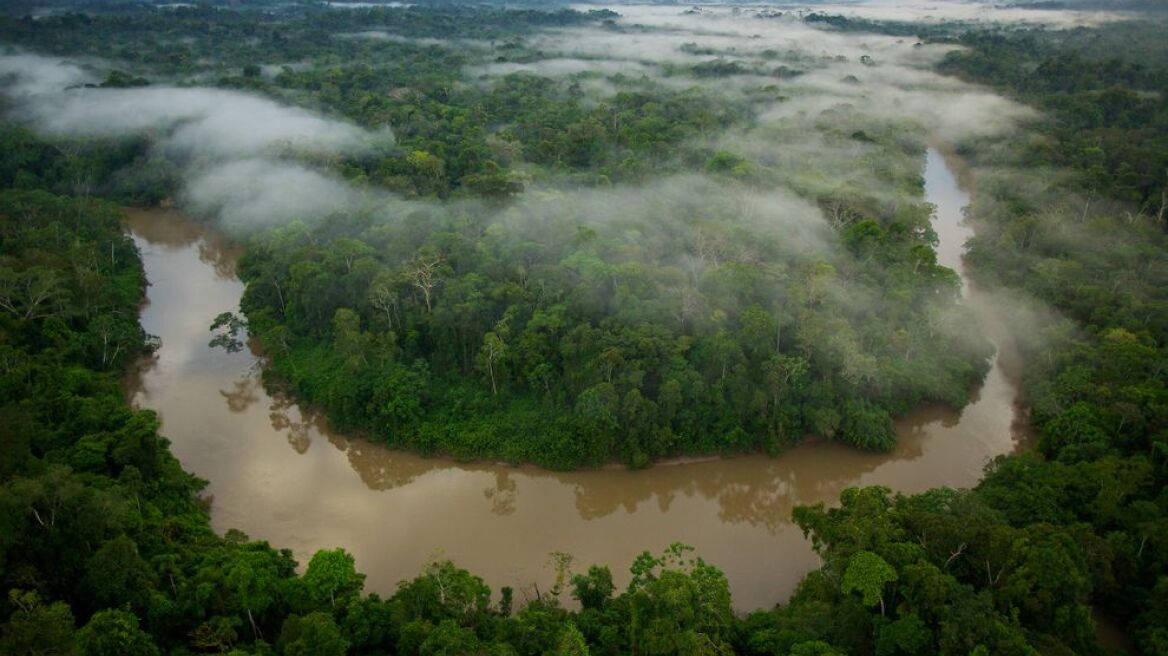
[125,148,1031,610]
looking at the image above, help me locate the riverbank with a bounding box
[123,148,1029,610]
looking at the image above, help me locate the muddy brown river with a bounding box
[125,148,1031,610]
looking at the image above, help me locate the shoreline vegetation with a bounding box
[1,3,1165,655]
[232,143,989,470]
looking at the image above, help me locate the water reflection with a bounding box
[484,472,518,516]
[124,149,1029,610]
[298,423,926,529]
[125,207,240,280]
[220,376,260,413]
[267,394,316,454]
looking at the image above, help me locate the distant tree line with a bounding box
[1,5,1166,655]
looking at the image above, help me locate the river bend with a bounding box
[126,148,1030,610]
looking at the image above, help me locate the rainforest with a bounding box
[0,1,1165,655]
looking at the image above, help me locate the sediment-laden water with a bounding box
[126,148,1030,610]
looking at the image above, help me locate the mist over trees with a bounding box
[234,139,990,467]
[2,3,1011,466]
[0,1,1166,655]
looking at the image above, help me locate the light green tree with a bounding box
[301,548,365,610]
[842,550,898,615]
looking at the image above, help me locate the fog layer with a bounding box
[0,52,392,227]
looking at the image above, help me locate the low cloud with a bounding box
[17,85,389,159]
[337,31,489,49]
[0,53,93,95]
[467,57,658,79]
[796,0,1129,27]
[1,4,1041,238]
[183,159,370,230]
[501,174,833,258]
[514,7,1035,144]
[1,51,395,229]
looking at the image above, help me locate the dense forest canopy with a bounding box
[0,1,1166,655]
[1,2,1017,466]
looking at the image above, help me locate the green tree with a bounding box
[571,565,614,611]
[626,544,734,655]
[76,610,158,656]
[419,619,482,656]
[555,623,590,656]
[875,613,931,656]
[301,548,365,610]
[0,590,76,656]
[841,551,897,615]
[478,331,507,396]
[224,549,282,640]
[278,612,349,656]
[81,535,156,612]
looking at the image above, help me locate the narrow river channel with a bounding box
[125,148,1031,611]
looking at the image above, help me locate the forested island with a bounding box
[1,1,1166,655]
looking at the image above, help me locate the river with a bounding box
[125,148,1031,610]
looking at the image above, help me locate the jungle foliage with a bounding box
[2,4,1167,656]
